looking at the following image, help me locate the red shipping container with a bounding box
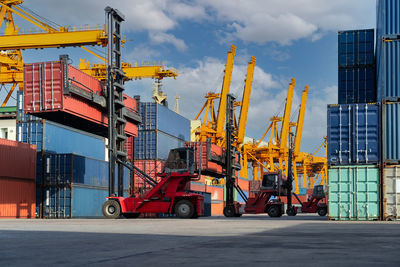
[133,160,166,187]
[0,139,36,180]
[185,142,224,176]
[0,178,35,218]
[23,60,139,137]
[125,135,134,162]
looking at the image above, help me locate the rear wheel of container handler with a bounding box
[223,206,235,217]
[287,207,297,216]
[317,207,327,217]
[234,213,243,217]
[267,205,281,218]
[175,200,195,219]
[123,213,140,219]
[102,200,121,219]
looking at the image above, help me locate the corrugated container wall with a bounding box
[17,120,106,161]
[382,102,400,162]
[376,39,400,101]
[134,130,185,160]
[338,29,375,67]
[328,165,380,221]
[338,29,376,104]
[327,103,380,165]
[382,165,400,220]
[377,0,400,37]
[139,102,190,141]
[0,139,36,218]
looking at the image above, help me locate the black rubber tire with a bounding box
[223,206,236,217]
[175,200,195,219]
[267,205,281,218]
[234,213,243,217]
[317,207,327,217]
[102,200,121,219]
[385,216,394,221]
[287,207,297,216]
[123,213,140,219]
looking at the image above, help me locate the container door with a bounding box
[353,166,379,220]
[383,166,400,220]
[328,167,352,220]
[352,104,379,164]
[328,105,352,164]
[43,186,71,218]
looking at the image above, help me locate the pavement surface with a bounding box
[0,214,399,266]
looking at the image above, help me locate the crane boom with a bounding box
[215,44,236,140]
[294,86,309,154]
[279,78,295,149]
[237,56,256,144]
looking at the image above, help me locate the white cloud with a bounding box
[149,32,187,52]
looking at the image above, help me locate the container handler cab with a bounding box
[102,147,205,219]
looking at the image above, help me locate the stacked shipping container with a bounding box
[0,139,36,218]
[377,0,400,220]
[327,28,380,220]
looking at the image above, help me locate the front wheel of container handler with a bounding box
[286,207,297,216]
[267,205,281,218]
[123,213,140,219]
[175,200,195,219]
[223,206,235,217]
[317,207,327,217]
[102,200,121,219]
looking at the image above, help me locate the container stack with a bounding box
[376,0,400,221]
[327,29,380,220]
[134,102,190,191]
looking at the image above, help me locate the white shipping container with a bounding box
[383,165,400,221]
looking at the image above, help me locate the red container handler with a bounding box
[0,138,36,218]
[23,59,140,137]
[185,141,224,177]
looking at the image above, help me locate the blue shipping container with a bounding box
[338,29,375,67]
[377,39,400,101]
[17,91,39,122]
[39,185,127,218]
[134,130,186,160]
[37,153,130,188]
[17,120,106,160]
[139,102,190,141]
[382,102,400,162]
[377,0,400,38]
[327,103,380,165]
[338,66,376,104]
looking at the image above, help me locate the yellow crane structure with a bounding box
[241,78,327,194]
[79,59,178,105]
[193,45,256,151]
[0,0,108,106]
[0,0,178,106]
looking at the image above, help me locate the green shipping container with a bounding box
[328,165,380,221]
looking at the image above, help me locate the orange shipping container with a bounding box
[211,201,224,216]
[0,178,35,218]
[206,185,224,201]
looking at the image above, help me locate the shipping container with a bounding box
[377,0,400,38]
[17,120,106,160]
[376,39,400,101]
[188,181,206,193]
[328,165,380,221]
[382,165,400,220]
[0,177,36,218]
[211,201,224,216]
[133,160,166,189]
[206,185,224,202]
[23,59,139,137]
[338,66,376,104]
[185,141,225,177]
[382,101,400,163]
[338,29,375,67]
[135,130,186,160]
[0,138,36,179]
[37,153,130,188]
[125,135,134,162]
[139,102,190,141]
[327,103,380,165]
[39,184,115,218]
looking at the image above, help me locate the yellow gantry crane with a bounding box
[241,79,327,193]
[0,0,178,106]
[0,0,108,106]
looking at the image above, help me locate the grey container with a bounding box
[382,165,400,221]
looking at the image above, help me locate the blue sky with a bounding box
[1,0,377,154]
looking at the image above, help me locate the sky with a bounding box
[0,0,377,155]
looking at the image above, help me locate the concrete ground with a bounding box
[0,214,399,266]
